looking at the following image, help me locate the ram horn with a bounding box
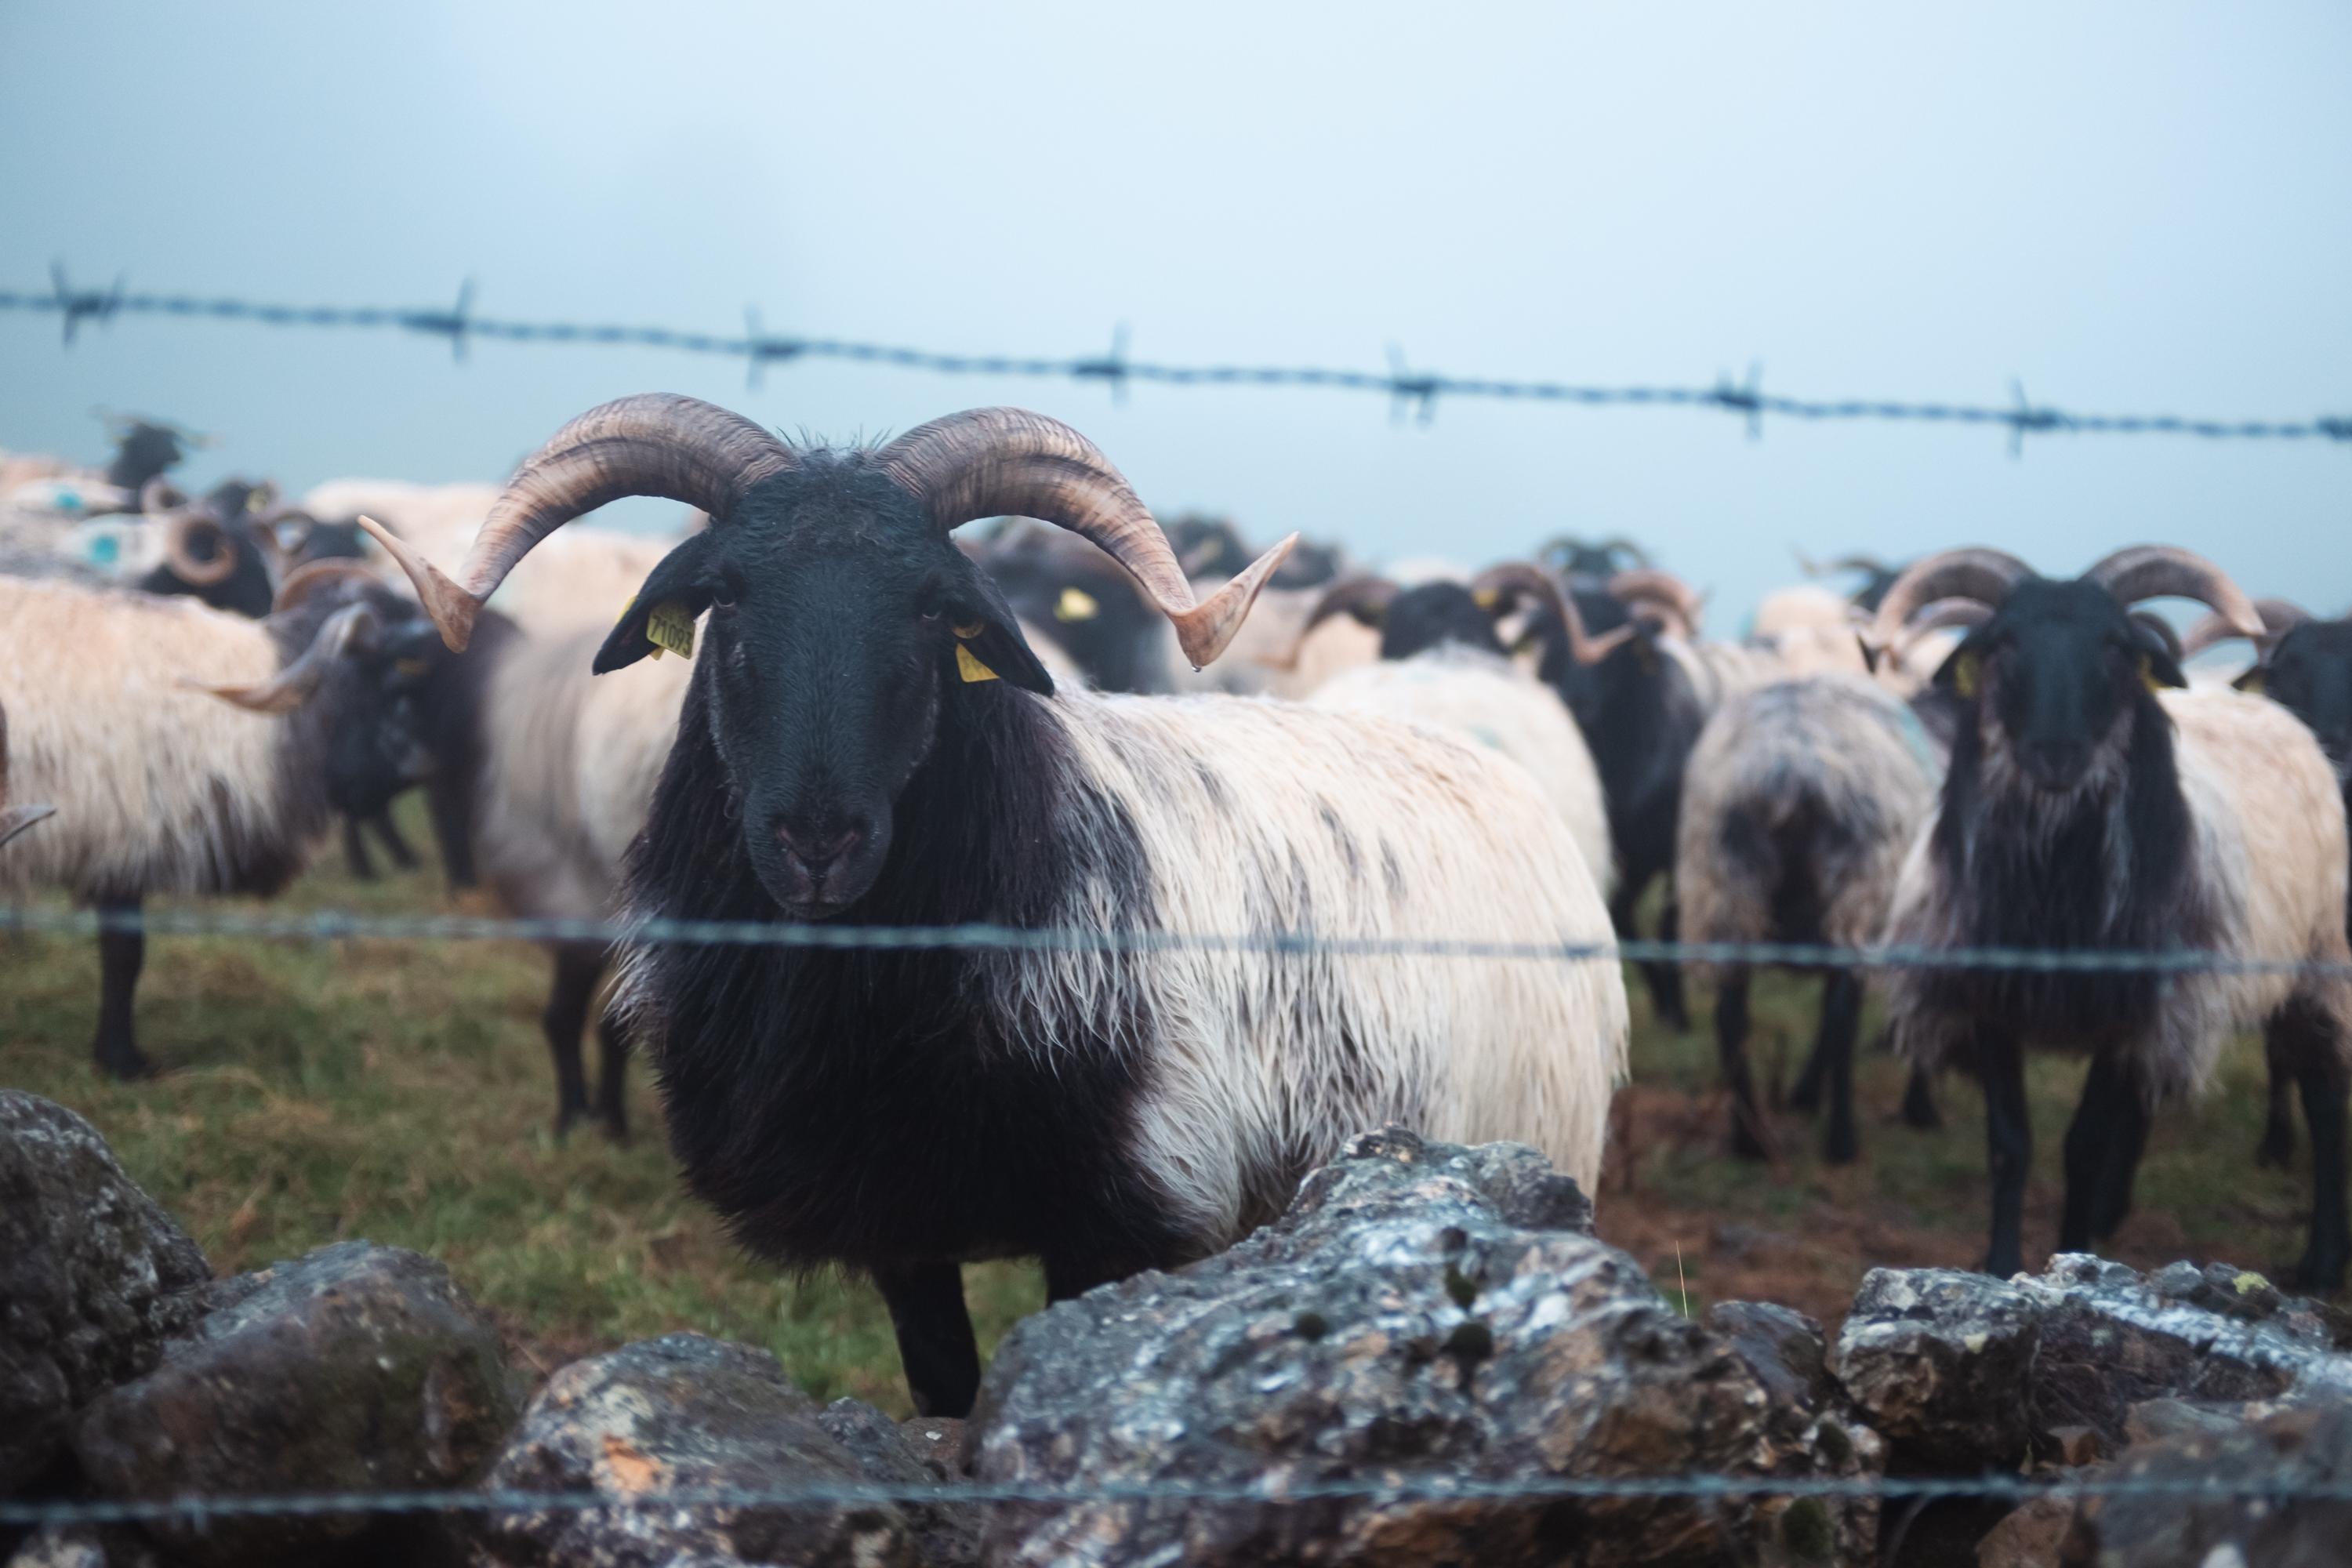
[2182,597,2309,659]
[1474,561,1636,666]
[878,407,1292,669]
[364,393,798,652]
[2082,545,2262,641]
[162,510,239,587]
[271,559,383,615]
[1607,568,1704,641]
[182,601,380,715]
[1867,547,2034,654]
[138,475,185,515]
[1885,597,1994,665]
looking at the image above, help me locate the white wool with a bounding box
[0,576,323,898]
[1882,686,2352,1097]
[1042,692,1629,1222]
[1750,583,1854,641]
[1308,645,1615,897]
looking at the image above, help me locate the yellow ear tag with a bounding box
[2241,671,2267,697]
[2140,654,2165,695]
[1054,586,1100,623]
[1473,586,1501,611]
[645,600,697,661]
[1951,651,1980,699]
[956,643,1000,683]
[394,657,430,677]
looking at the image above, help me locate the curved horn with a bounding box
[2082,545,2262,641]
[365,393,797,652]
[877,407,1293,668]
[1886,597,1994,664]
[1867,547,2034,653]
[2182,597,2308,659]
[182,601,380,715]
[138,475,183,515]
[1608,568,1703,641]
[1474,562,1636,666]
[1595,536,1652,568]
[271,559,383,615]
[163,510,239,586]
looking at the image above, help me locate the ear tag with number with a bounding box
[953,619,999,682]
[645,600,697,661]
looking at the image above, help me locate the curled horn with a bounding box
[364,393,798,652]
[878,407,1293,669]
[1886,597,1994,665]
[182,601,381,715]
[0,703,55,848]
[138,476,185,515]
[1608,568,1703,641]
[1867,547,2034,655]
[163,510,239,586]
[272,559,383,614]
[2082,545,2263,641]
[2182,597,2309,659]
[1473,562,1635,666]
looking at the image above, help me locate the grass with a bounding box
[1,808,2325,1410]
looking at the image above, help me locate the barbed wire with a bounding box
[5,1462,2350,1532]
[5,902,2352,979]
[5,267,2346,445]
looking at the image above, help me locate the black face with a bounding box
[1939,579,2183,794]
[1372,582,1508,661]
[1528,586,1640,733]
[2256,622,2352,779]
[321,600,441,818]
[972,526,1160,692]
[597,459,1054,920]
[105,423,185,490]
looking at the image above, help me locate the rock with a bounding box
[971,1126,1878,1567]
[894,1416,967,1480]
[1704,1301,1832,1414]
[818,1399,978,1568]
[1,1526,162,1568]
[1833,1255,2352,1470]
[471,1334,918,1568]
[2122,1397,2252,1448]
[2068,1403,2352,1566]
[0,1093,209,1492]
[69,1240,518,1566]
[1973,1495,2082,1568]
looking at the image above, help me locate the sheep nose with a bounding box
[775,821,863,871]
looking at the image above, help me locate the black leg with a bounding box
[343,817,378,881]
[1976,1028,2030,1279]
[2278,1000,2351,1290]
[2087,1065,2151,1242]
[542,944,603,1139]
[873,1261,980,1417]
[1900,1062,1944,1130]
[368,808,420,871]
[1788,1029,1828,1114]
[1611,874,1687,1035]
[2059,1054,2147,1250]
[2256,1032,2298,1170]
[1816,971,1862,1166]
[1713,970,1769,1160]
[92,901,151,1080]
[1652,887,1691,1033]
[593,996,630,1143]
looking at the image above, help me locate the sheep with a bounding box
[1295,570,1615,896]
[0,699,56,848]
[1869,546,2352,1287]
[1,564,435,1076]
[373,393,1632,1417]
[1675,671,1943,1163]
[133,477,285,619]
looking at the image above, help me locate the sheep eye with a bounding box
[710,583,739,610]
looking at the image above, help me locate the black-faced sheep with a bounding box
[373,393,1632,1417]
[1870,547,2352,1287]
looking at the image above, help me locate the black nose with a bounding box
[775,821,864,872]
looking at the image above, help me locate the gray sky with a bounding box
[3,1,2345,628]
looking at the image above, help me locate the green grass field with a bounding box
[0,804,2323,1410]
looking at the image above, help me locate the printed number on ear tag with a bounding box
[956,643,1000,683]
[646,601,697,661]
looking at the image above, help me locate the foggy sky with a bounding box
[3,1,2345,628]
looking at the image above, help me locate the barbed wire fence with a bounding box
[6,269,2351,1542]
[6,267,2349,446]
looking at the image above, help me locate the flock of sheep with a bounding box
[2,400,2347,1415]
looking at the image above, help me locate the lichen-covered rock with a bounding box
[0,1525,162,1568]
[1833,1255,2352,1469]
[471,1334,917,1568]
[2067,1404,2352,1566]
[818,1399,978,1567]
[69,1240,518,1565]
[0,1092,209,1492]
[972,1126,1879,1567]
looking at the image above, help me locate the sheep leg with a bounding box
[1713,971,1770,1161]
[1611,875,1687,1034]
[1976,1029,2030,1279]
[2060,1053,2148,1249]
[593,995,630,1144]
[1815,971,1862,1165]
[2280,1000,2351,1290]
[1900,1062,1944,1130]
[873,1261,981,1418]
[91,901,152,1080]
[543,943,604,1139]
[2256,1032,2298,1170]
[368,809,421,872]
[342,816,379,880]
[1651,887,1693,1033]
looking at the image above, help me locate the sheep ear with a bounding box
[952,573,1054,696]
[595,534,719,674]
[2128,620,2187,690]
[2235,666,2267,696]
[1935,638,1984,700]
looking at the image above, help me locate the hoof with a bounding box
[600,1113,632,1146]
[1729,1122,1771,1163]
[2253,1130,2296,1171]
[1821,1128,1860,1167]
[1981,1249,2024,1280]
[1900,1076,1943,1131]
[96,1047,154,1082]
[1787,1074,1824,1116]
